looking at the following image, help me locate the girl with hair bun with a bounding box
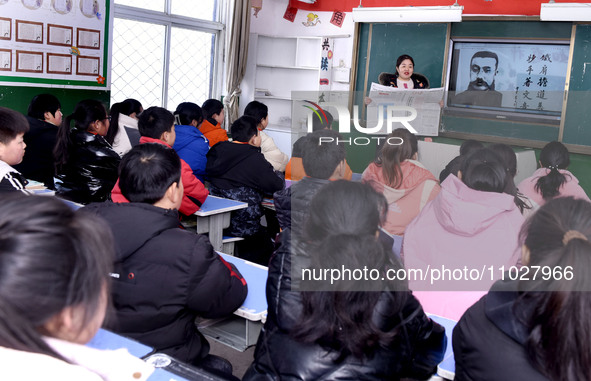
[54,99,120,204]
[454,196,591,381]
[518,141,590,206]
[0,195,153,380]
[404,148,525,320]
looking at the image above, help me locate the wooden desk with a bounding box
[199,253,268,352]
[194,196,248,252]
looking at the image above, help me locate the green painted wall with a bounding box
[0,86,110,115]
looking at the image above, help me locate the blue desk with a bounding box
[88,329,223,380]
[87,328,154,358]
[194,196,248,253]
[428,314,457,380]
[199,253,268,351]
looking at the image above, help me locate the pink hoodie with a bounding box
[517,167,590,207]
[403,175,524,320]
[362,160,440,235]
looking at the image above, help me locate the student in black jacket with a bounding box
[274,129,347,234]
[454,197,591,381]
[244,181,446,380]
[206,115,284,265]
[83,143,247,375]
[14,94,62,188]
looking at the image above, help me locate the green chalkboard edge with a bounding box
[557,24,577,143]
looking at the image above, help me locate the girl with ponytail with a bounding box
[244,181,446,380]
[518,141,590,206]
[454,196,591,381]
[54,99,120,204]
[0,195,152,380]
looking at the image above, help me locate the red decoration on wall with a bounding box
[330,10,345,27]
[284,6,297,22]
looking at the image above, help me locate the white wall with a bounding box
[240,0,355,115]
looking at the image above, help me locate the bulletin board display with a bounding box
[0,0,109,89]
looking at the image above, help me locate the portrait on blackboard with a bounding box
[447,40,570,117]
[452,50,502,108]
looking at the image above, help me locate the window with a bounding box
[111,0,222,109]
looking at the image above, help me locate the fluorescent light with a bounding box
[352,5,463,23]
[540,3,591,21]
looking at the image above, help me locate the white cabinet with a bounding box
[253,35,322,130]
[240,33,351,155]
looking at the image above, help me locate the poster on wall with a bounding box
[0,0,109,89]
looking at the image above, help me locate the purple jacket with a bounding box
[517,167,590,207]
[403,175,524,319]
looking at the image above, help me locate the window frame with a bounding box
[112,1,226,109]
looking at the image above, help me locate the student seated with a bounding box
[489,143,537,218]
[439,139,483,183]
[0,107,29,193]
[172,102,209,182]
[0,195,153,380]
[244,181,446,380]
[206,115,284,265]
[518,140,590,206]
[244,100,289,172]
[200,99,228,147]
[362,128,440,236]
[54,99,121,204]
[404,148,525,320]
[14,94,62,188]
[106,98,143,156]
[454,197,591,381]
[84,143,247,374]
[111,106,209,216]
[286,110,353,181]
[274,129,347,233]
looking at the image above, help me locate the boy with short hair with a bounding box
[0,107,30,193]
[274,129,347,233]
[285,110,353,181]
[206,115,284,264]
[13,94,62,188]
[200,99,228,147]
[111,106,209,215]
[84,143,247,370]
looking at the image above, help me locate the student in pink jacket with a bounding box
[362,128,440,236]
[403,148,525,320]
[518,141,590,206]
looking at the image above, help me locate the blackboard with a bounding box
[562,24,591,148]
[440,21,573,145]
[350,20,591,147]
[348,23,447,172]
[353,22,448,108]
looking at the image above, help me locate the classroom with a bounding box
[1,0,591,380]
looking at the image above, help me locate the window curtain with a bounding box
[225,0,252,124]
